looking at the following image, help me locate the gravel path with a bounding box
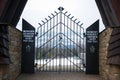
[16,72,101,80]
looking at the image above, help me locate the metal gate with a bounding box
[36,7,85,72]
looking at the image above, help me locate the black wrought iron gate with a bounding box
[36,7,85,72]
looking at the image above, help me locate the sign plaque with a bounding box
[86,20,99,74]
[22,19,35,73]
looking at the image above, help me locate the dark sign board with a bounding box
[86,20,99,74]
[22,19,35,73]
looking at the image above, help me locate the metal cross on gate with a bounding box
[36,7,85,73]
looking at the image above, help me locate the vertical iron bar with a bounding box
[43,24,45,71]
[83,28,85,71]
[37,28,41,71]
[49,17,52,72]
[76,24,78,72]
[64,13,65,72]
[71,19,73,72]
[52,17,55,71]
[46,20,48,72]
[81,26,83,71]
[36,27,39,71]
[67,16,69,72]
[79,25,81,72]
[56,13,58,72]
[39,26,41,71]
[46,21,49,71]
[70,18,72,72]
[78,24,80,72]
[74,22,78,72]
[38,28,39,71]
[45,23,46,72]
[76,24,79,72]
[59,10,62,74]
[40,25,42,71]
[72,22,76,71]
[76,24,81,72]
[81,27,83,71]
[72,23,73,72]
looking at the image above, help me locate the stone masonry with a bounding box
[8,26,22,80]
[99,28,120,80]
[0,26,22,80]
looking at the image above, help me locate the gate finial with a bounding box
[58,7,64,11]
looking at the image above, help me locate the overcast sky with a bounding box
[17,0,105,31]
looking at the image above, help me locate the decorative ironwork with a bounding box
[36,7,85,72]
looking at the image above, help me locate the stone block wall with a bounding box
[8,26,22,80]
[0,26,22,80]
[99,28,120,80]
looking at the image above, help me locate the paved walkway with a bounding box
[16,72,101,80]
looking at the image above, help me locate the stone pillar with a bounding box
[8,26,22,80]
[99,28,120,80]
[99,28,112,80]
[0,24,22,80]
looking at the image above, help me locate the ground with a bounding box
[16,72,101,80]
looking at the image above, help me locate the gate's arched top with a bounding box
[38,7,84,30]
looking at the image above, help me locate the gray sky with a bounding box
[17,0,105,31]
